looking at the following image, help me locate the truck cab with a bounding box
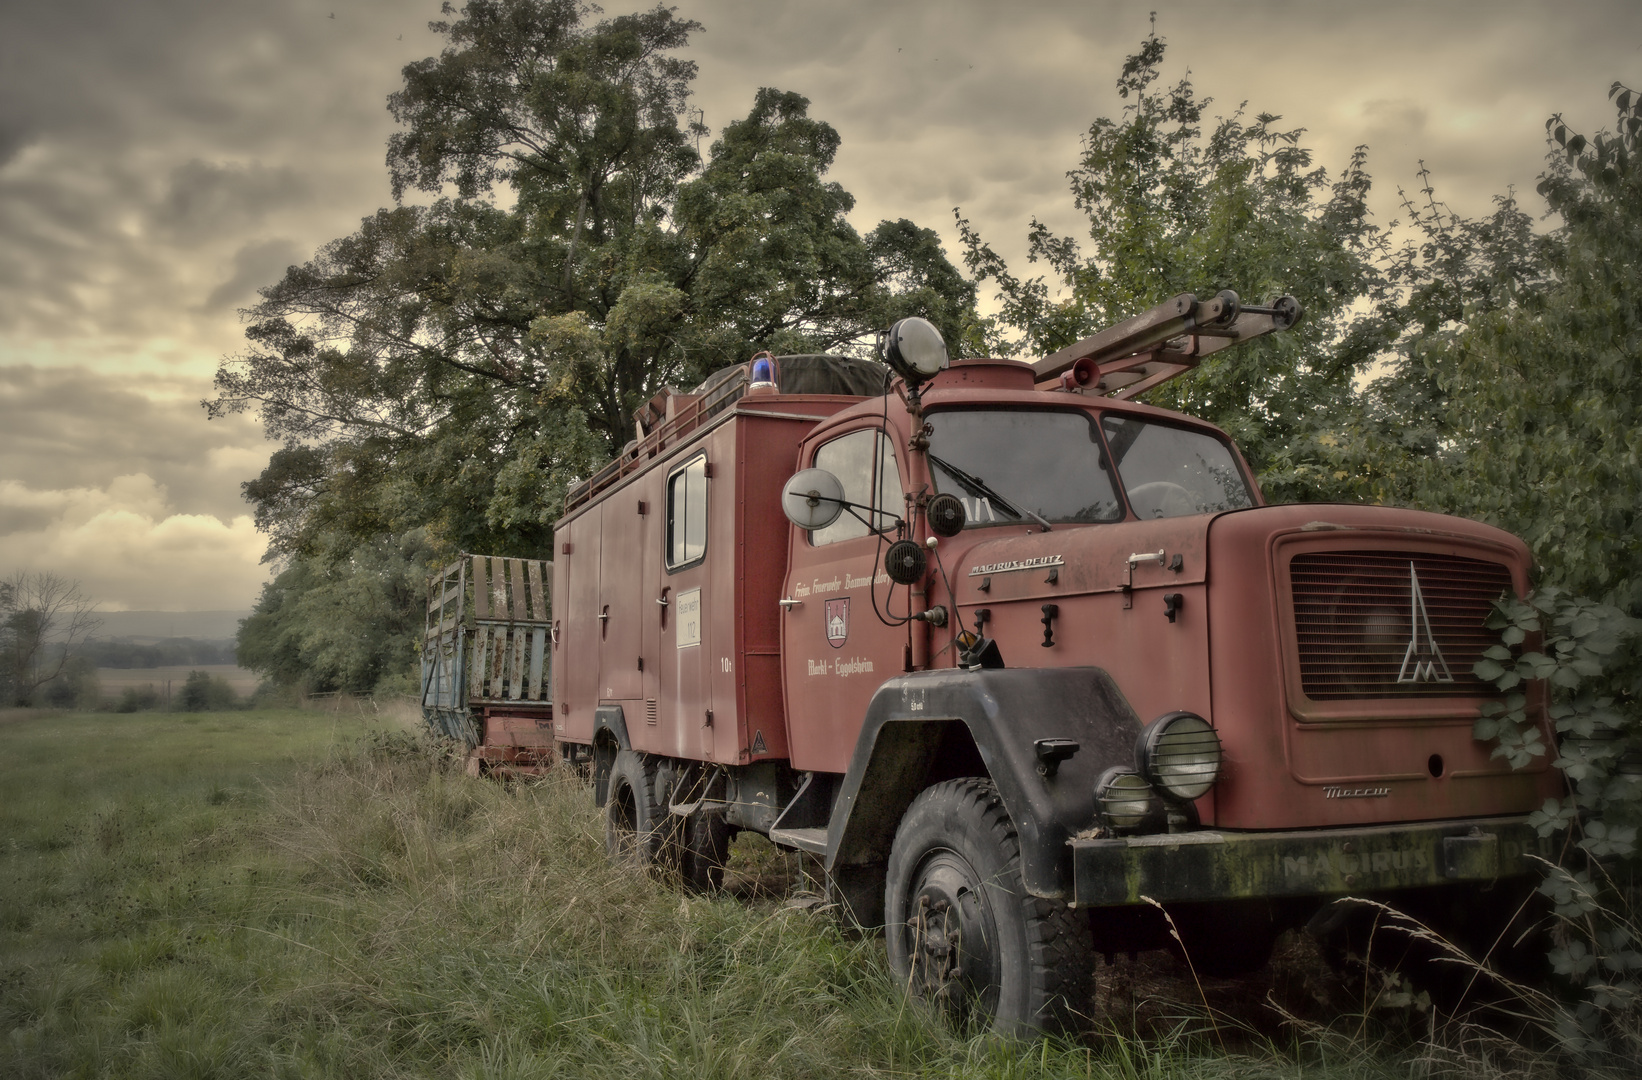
[546,295,1562,1036]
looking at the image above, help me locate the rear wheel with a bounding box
[604,750,670,870]
[681,810,732,893]
[885,778,1095,1036]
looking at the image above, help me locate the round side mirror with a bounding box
[780,468,846,530]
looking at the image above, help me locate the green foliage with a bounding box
[1472,588,1641,1063]
[955,24,1383,500]
[177,670,239,712]
[1410,100,1642,615]
[115,685,161,713]
[77,637,236,669]
[38,655,100,711]
[237,530,436,694]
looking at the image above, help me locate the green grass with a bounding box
[0,709,1440,1079]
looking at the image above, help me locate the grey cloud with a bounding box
[0,0,428,345]
[0,364,271,523]
[155,160,311,244]
[203,239,305,312]
[0,505,56,535]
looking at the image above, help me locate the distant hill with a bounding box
[89,610,252,642]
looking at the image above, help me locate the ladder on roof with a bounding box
[1032,291,1301,399]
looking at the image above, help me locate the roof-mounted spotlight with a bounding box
[880,317,949,387]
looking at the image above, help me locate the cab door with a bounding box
[780,426,907,774]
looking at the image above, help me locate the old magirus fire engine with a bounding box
[532,291,1564,1034]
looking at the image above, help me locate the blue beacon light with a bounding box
[749,354,777,389]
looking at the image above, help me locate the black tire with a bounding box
[885,778,1095,1036]
[680,811,732,893]
[604,750,670,870]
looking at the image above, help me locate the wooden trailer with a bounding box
[421,553,556,776]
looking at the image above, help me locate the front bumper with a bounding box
[1070,815,1552,907]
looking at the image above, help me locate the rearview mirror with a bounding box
[780,468,846,530]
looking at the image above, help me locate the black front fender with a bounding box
[824,667,1142,900]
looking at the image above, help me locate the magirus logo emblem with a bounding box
[825,597,850,649]
[1397,562,1454,684]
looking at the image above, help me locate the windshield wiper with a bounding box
[928,453,1051,532]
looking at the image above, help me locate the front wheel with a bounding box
[885,778,1095,1036]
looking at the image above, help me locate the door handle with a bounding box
[779,597,803,609]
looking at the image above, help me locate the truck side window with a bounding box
[666,454,708,569]
[810,430,903,546]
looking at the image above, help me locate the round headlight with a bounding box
[881,316,949,384]
[1136,712,1222,803]
[1094,767,1155,831]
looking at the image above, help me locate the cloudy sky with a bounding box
[2,0,1638,613]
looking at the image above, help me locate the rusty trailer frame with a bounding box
[421,553,557,776]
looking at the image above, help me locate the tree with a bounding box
[0,572,101,707]
[209,1,974,569]
[237,530,437,694]
[955,24,1384,501]
[1402,89,1642,613]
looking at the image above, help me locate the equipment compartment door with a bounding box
[653,452,714,760]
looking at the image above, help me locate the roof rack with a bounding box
[564,366,752,513]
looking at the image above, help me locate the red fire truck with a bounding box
[525,291,1561,1034]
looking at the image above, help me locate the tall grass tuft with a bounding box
[0,711,1535,1078]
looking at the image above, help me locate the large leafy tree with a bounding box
[213,1,974,687]
[955,27,1384,500]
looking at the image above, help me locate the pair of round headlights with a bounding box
[1095,712,1222,832]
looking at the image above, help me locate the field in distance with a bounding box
[94,663,261,695]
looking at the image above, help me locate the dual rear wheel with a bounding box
[603,749,730,892]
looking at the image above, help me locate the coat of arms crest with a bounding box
[825,597,849,649]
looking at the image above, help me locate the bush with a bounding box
[177,671,238,712]
[1477,586,1642,1064]
[115,685,160,713]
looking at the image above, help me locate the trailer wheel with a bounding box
[885,778,1095,1036]
[604,750,669,870]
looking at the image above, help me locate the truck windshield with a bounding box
[925,409,1123,527]
[924,408,1254,527]
[1100,415,1254,518]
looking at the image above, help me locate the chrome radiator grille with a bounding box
[1290,551,1513,700]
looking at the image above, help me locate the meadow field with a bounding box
[0,709,1551,1079]
[92,665,263,698]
